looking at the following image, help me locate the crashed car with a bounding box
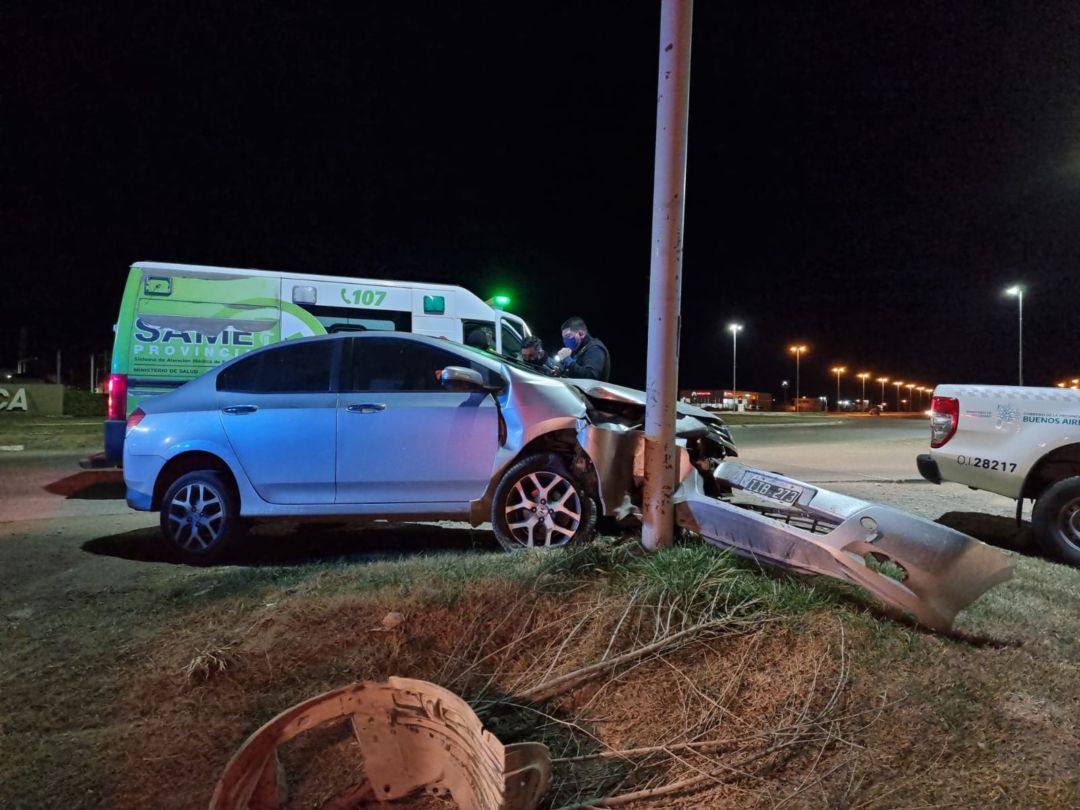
[123,332,737,564]
[124,332,1011,631]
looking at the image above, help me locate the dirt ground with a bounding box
[1,419,1078,808]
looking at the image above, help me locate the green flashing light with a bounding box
[489,294,512,309]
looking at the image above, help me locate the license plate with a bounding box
[741,474,803,505]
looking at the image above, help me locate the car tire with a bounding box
[160,470,241,566]
[1031,475,1080,566]
[491,453,596,552]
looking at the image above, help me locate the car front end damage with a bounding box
[570,388,1011,632]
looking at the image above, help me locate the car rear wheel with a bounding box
[1032,475,1080,566]
[492,453,596,552]
[160,470,240,566]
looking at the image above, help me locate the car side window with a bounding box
[217,341,334,393]
[345,338,500,392]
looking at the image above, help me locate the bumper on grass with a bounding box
[675,460,1012,632]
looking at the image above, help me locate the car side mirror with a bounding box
[439,366,486,392]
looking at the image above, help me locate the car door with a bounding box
[217,339,340,504]
[336,336,501,504]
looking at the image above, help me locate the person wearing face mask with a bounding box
[521,335,562,375]
[554,316,610,381]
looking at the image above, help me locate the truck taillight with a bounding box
[930,396,959,448]
[108,374,128,421]
[126,407,145,431]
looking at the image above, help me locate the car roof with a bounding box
[214,330,507,373]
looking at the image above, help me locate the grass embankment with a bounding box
[0,416,101,452]
[2,525,1077,809]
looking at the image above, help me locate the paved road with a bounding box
[728,415,929,483]
[0,416,1019,561]
[0,452,133,524]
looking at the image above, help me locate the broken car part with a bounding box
[675,461,1013,631]
[210,678,550,810]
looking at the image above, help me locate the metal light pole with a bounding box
[877,377,888,408]
[641,0,693,553]
[830,366,846,412]
[857,372,870,410]
[789,345,807,412]
[728,323,742,396]
[1005,285,1023,385]
[781,380,789,410]
[906,383,915,412]
[893,380,904,412]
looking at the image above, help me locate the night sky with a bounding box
[4,2,1079,400]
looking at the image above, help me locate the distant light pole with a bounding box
[893,380,904,412]
[728,323,743,396]
[830,366,846,412]
[906,383,916,411]
[857,372,871,409]
[1005,285,1023,385]
[877,377,889,408]
[781,380,789,410]
[789,345,807,412]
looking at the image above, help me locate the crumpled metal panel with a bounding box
[579,424,695,518]
[210,678,550,810]
[674,461,1013,631]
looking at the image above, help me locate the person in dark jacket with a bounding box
[520,335,561,375]
[555,316,610,381]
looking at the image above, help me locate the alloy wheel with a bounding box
[165,481,226,552]
[502,470,582,549]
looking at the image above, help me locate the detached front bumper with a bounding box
[916,453,942,484]
[674,461,1012,632]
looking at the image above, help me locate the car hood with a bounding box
[566,378,722,422]
[563,377,737,457]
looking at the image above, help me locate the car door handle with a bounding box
[222,405,259,415]
[346,403,386,414]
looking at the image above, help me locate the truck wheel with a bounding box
[1031,476,1080,566]
[492,453,596,552]
[160,470,241,566]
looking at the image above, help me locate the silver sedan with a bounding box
[123,332,736,564]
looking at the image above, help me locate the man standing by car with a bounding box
[555,316,610,381]
[521,335,561,375]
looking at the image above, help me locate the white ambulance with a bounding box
[96,261,531,465]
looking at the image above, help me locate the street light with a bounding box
[857,372,871,410]
[877,377,889,408]
[781,380,789,410]
[728,323,743,396]
[906,383,915,411]
[830,366,846,412]
[1005,285,1023,385]
[893,380,904,411]
[789,345,808,412]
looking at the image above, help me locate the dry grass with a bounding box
[106,583,845,808]
[2,531,1079,808]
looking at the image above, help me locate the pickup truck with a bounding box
[917,384,1080,565]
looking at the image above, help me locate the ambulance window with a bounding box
[500,322,524,359]
[300,305,411,333]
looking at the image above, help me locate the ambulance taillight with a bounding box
[108,374,128,421]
